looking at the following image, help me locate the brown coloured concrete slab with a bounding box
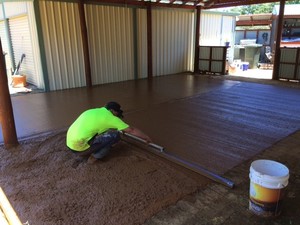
[1,74,232,142]
[124,81,300,174]
[1,74,300,177]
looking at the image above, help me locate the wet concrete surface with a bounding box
[124,80,300,175]
[1,73,300,176]
[1,73,228,141]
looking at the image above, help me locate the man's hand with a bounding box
[122,127,152,143]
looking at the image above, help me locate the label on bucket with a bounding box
[249,182,285,216]
[250,182,285,203]
[249,199,283,217]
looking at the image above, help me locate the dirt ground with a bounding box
[0,131,209,225]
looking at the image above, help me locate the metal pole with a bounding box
[121,132,164,152]
[272,0,285,80]
[0,38,18,148]
[78,0,92,87]
[193,6,201,73]
[121,132,234,188]
[146,2,153,79]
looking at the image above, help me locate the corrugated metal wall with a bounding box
[221,15,235,62]
[221,16,235,45]
[0,1,28,77]
[0,1,41,87]
[137,8,147,79]
[85,4,134,84]
[0,1,27,19]
[39,0,85,90]
[152,8,194,76]
[0,20,12,75]
[200,12,236,48]
[10,15,36,84]
[200,12,222,46]
[38,1,195,91]
[279,48,300,80]
[27,1,44,89]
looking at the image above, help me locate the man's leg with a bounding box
[89,130,121,160]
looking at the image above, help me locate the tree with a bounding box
[229,3,274,15]
[229,1,300,15]
[287,0,300,3]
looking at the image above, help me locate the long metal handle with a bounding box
[121,131,235,188]
[121,132,164,152]
[164,151,235,188]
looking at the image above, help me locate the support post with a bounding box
[78,0,92,87]
[193,6,201,73]
[272,0,285,80]
[0,38,18,148]
[146,2,153,79]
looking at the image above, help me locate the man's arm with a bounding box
[122,126,152,143]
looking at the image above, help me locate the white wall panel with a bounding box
[38,2,195,90]
[39,0,85,91]
[10,15,37,84]
[200,13,222,46]
[279,48,298,79]
[152,8,194,76]
[200,12,236,47]
[279,64,295,79]
[0,20,12,76]
[85,4,134,84]
[27,1,44,89]
[0,1,28,20]
[280,48,297,63]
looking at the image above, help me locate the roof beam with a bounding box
[86,0,198,9]
[236,20,273,26]
[205,0,278,9]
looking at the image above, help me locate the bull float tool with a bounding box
[121,132,235,189]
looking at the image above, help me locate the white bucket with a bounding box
[249,159,289,217]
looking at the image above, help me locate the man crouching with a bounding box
[66,101,152,164]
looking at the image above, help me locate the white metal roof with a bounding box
[273,4,300,16]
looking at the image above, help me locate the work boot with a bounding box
[87,155,99,164]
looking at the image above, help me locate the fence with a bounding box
[197,46,228,75]
[278,47,300,81]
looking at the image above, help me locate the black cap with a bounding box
[105,101,123,118]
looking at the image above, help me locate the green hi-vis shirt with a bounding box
[66,107,129,151]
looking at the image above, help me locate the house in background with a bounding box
[273,4,300,48]
[234,4,300,64]
[235,13,273,46]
